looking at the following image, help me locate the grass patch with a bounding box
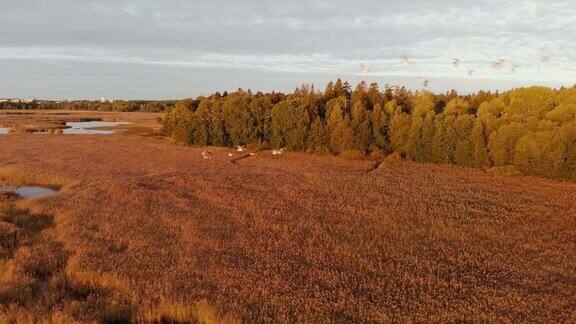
[0,166,70,190]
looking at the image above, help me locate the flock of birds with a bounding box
[201,146,284,160]
[359,54,556,88]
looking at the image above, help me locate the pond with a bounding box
[63,121,131,135]
[0,185,59,199]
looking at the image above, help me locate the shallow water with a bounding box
[0,185,59,199]
[63,121,130,135]
[0,127,9,134]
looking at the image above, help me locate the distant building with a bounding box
[0,98,35,104]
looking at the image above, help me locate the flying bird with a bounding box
[360,62,372,75]
[491,59,505,70]
[538,55,551,73]
[402,55,413,65]
[452,58,461,68]
[510,64,520,73]
[467,69,475,76]
[418,77,429,87]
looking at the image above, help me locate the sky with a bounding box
[1,0,575,100]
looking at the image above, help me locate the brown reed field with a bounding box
[0,111,575,322]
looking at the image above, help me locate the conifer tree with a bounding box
[371,103,391,153]
[327,102,354,154]
[307,117,329,154]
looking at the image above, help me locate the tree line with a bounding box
[163,80,576,180]
[0,100,175,112]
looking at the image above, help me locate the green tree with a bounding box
[350,101,373,153]
[488,122,527,167]
[270,99,310,150]
[471,119,490,167]
[327,101,354,154]
[222,93,255,146]
[307,117,329,154]
[163,100,197,144]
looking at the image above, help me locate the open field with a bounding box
[0,112,575,322]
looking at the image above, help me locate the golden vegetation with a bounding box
[0,130,575,321]
[0,166,69,189]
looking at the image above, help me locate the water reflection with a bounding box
[0,185,59,199]
[63,121,130,135]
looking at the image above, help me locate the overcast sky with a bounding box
[1,0,575,99]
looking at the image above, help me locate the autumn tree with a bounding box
[307,117,329,154]
[326,98,354,154]
[270,99,310,150]
[371,103,390,153]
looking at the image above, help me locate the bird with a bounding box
[418,77,429,88]
[360,62,372,75]
[510,64,520,73]
[201,150,213,159]
[452,58,461,68]
[467,69,475,76]
[491,59,505,70]
[272,148,285,155]
[236,145,245,152]
[402,55,413,65]
[228,153,233,157]
[538,55,551,73]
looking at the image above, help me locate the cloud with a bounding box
[1,0,575,98]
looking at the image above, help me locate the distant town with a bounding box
[0,98,114,104]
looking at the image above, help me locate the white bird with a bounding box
[236,145,245,152]
[228,153,233,157]
[402,55,413,65]
[491,59,505,70]
[360,62,372,75]
[201,150,212,159]
[272,148,285,155]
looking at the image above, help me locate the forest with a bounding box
[163,81,576,180]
